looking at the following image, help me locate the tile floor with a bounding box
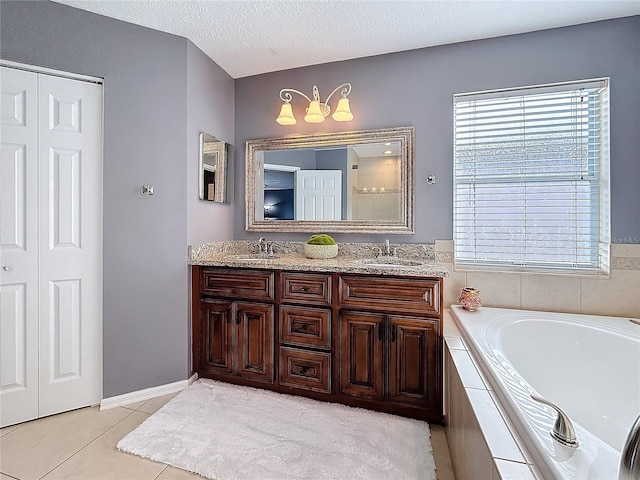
[1,393,455,480]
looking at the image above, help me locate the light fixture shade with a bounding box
[276,103,297,125]
[332,97,353,121]
[304,100,326,123]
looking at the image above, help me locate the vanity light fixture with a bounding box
[276,83,353,125]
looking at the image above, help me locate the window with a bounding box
[453,79,610,274]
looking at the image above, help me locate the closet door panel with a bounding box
[0,66,39,427]
[38,74,103,416]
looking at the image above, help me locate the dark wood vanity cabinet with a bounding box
[277,272,333,395]
[194,269,275,384]
[338,274,442,419]
[339,311,439,406]
[197,299,274,383]
[192,266,443,422]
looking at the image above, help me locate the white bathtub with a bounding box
[450,305,640,480]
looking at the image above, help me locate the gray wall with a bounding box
[264,149,317,169]
[1,1,234,397]
[187,42,235,246]
[234,16,640,244]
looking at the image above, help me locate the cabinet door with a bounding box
[236,302,274,383]
[339,311,384,399]
[388,315,439,408]
[199,299,234,375]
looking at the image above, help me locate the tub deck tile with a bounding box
[467,388,527,463]
[493,458,540,480]
[449,348,490,391]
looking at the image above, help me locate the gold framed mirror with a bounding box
[245,126,414,233]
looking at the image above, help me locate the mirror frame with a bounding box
[199,132,229,203]
[245,126,414,233]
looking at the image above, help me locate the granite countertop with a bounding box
[189,241,449,278]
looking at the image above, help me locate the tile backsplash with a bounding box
[435,241,640,318]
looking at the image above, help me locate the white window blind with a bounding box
[453,79,610,273]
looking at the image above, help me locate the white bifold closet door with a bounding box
[0,65,103,427]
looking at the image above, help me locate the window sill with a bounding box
[453,263,610,278]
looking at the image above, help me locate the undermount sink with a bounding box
[227,253,280,261]
[356,257,427,268]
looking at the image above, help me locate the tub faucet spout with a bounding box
[531,394,579,448]
[619,414,640,480]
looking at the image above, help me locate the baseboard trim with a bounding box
[100,373,198,410]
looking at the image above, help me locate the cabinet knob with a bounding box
[2,265,13,272]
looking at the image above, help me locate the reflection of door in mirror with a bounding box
[260,148,346,221]
[295,170,342,220]
[199,132,228,203]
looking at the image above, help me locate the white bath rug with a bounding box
[117,379,436,480]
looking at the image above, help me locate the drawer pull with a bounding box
[294,364,316,377]
[292,321,311,332]
[298,287,308,292]
[423,290,432,304]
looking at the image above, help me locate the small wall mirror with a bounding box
[199,132,229,203]
[245,126,414,233]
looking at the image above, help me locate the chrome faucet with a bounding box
[257,237,268,254]
[619,414,640,480]
[384,239,392,256]
[531,394,579,447]
[373,239,402,258]
[372,239,391,257]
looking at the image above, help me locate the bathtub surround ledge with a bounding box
[446,306,638,480]
[443,311,541,480]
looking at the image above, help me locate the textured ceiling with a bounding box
[52,0,640,79]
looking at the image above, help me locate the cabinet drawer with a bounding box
[339,275,440,315]
[280,305,331,350]
[201,268,274,301]
[279,347,331,394]
[280,272,331,306]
